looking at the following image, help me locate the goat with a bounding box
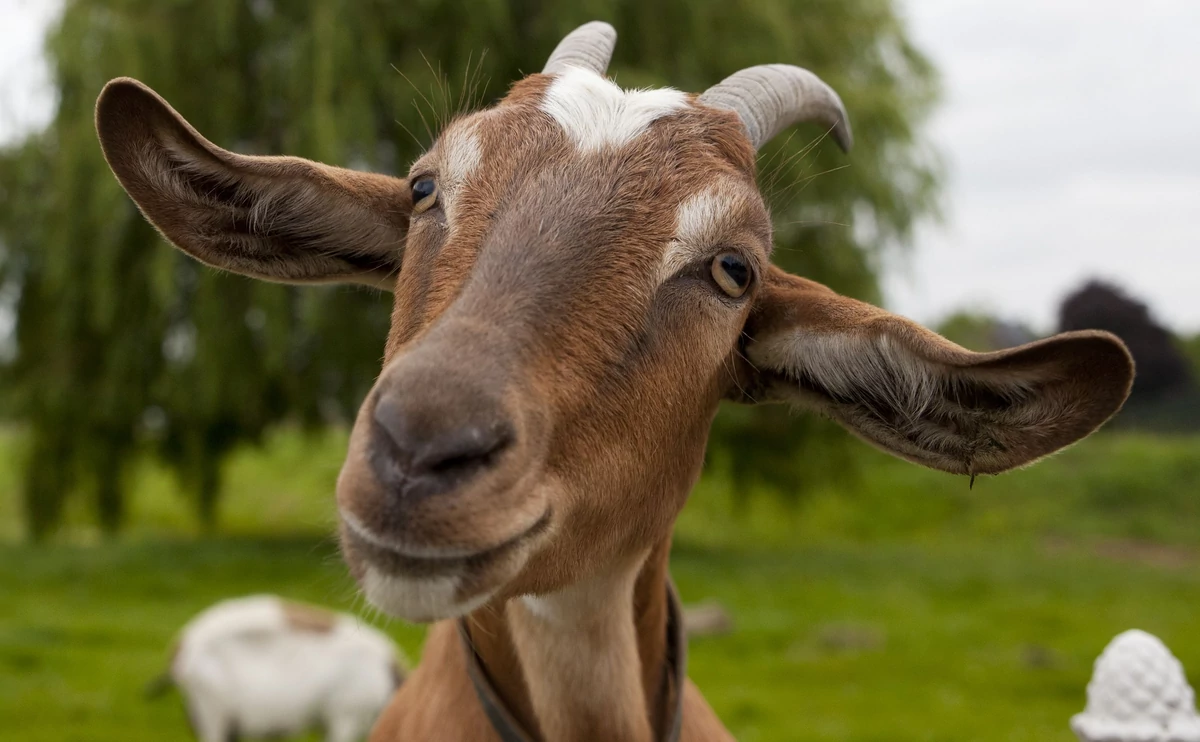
[681,601,735,638]
[149,595,405,742]
[97,21,1134,741]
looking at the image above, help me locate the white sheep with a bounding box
[149,594,405,742]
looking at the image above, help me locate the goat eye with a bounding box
[710,253,751,298]
[411,177,438,213]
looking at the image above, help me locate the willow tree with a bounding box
[0,0,939,537]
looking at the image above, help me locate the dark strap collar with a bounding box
[458,581,687,742]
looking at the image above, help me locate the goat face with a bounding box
[96,24,1133,624]
[335,69,773,618]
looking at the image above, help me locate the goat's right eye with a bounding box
[710,252,751,298]
[411,177,439,213]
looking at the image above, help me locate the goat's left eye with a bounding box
[710,253,751,298]
[411,177,438,213]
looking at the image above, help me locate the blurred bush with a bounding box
[1058,280,1199,433]
[932,284,1200,434]
[935,310,1036,352]
[0,0,941,537]
[1059,281,1193,401]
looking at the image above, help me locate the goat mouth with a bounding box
[341,509,552,622]
[340,508,552,580]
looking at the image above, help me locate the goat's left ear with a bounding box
[736,266,1135,476]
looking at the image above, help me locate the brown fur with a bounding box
[280,600,338,634]
[95,78,411,290]
[95,34,1134,742]
[740,268,1135,475]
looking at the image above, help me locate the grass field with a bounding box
[2,426,1199,741]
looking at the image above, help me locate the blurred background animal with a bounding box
[146,595,406,742]
[682,600,735,638]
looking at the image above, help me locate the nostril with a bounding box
[371,395,417,467]
[414,421,514,476]
[368,393,515,495]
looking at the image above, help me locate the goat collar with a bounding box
[457,580,687,742]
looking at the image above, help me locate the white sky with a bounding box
[0,0,58,144]
[1,0,1197,334]
[888,0,1200,333]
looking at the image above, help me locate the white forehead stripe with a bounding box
[675,188,728,246]
[440,128,482,190]
[659,187,732,284]
[541,66,688,152]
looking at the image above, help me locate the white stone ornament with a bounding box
[1072,630,1200,742]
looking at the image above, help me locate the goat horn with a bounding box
[543,21,617,76]
[698,64,853,152]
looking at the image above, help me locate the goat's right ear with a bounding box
[95,78,410,290]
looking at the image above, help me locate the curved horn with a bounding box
[543,21,617,76]
[699,64,853,152]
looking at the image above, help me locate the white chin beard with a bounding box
[361,568,495,622]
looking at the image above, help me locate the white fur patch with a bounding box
[750,330,1038,424]
[659,186,731,284]
[440,128,482,192]
[520,595,559,621]
[541,66,688,152]
[362,568,493,622]
[751,332,939,421]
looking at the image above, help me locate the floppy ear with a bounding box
[738,266,1135,476]
[95,78,410,290]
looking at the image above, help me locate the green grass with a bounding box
[681,430,1200,551]
[2,427,1200,741]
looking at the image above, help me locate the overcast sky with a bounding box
[2,0,1197,333]
[0,0,57,145]
[889,0,1199,333]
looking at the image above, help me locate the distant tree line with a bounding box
[0,0,941,537]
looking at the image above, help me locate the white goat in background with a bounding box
[148,595,406,742]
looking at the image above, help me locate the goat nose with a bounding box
[370,393,514,497]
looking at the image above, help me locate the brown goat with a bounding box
[95,22,1133,742]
